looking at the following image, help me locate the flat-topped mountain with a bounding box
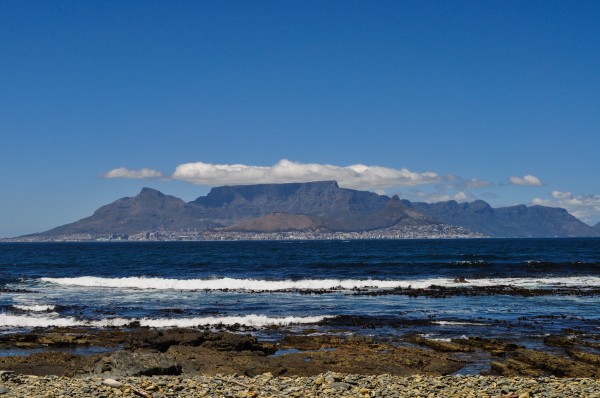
[27,181,600,238]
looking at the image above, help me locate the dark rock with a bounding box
[0,352,100,376]
[499,349,598,377]
[405,335,473,352]
[566,349,600,366]
[544,335,576,348]
[93,350,182,377]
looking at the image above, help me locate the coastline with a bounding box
[2,372,599,397]
[1,327,599,396]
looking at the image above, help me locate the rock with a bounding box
[102,378,123,388]
[543,336,576,348]
[511,349,597,377]
[330,382,351,390]
[0,386,9,395]
[0,371,15,381]
[406,335,473,352]
[566,349,600,366]
[93,350,182,377]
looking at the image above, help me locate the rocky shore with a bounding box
[0,327,599,396]
[1,372,599,397]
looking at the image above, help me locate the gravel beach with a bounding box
[1,372,600,398]
[1,327,600,397]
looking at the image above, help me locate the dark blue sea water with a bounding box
[1,239,599,348]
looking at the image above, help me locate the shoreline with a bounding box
[1,327,599,396]
[2,372,599,397]
[1,327,599,378]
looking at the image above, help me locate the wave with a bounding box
[433,321,487,326]
[12,304,56,312]
[0,314,331,328]
[39,275,600,291]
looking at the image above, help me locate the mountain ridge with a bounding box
[26,181,600,238]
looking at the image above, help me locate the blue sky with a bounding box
[1,1,599,237]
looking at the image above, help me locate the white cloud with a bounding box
[509,174,543,186]
[171,159,440,190]
[532,191,600,225]
[396,188,477,203]
[101,167,164,179]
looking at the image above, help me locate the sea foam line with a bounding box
[39,276,600,291]
[0,314,331,328]
[12,304,56,312]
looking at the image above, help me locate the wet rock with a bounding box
[93,350,182,377]
[566,349,600,366]
[491,359,544,377]
[125,329,272,354]
[406,335,473,352]
[494,349,598,378]
[0,352,100,376]
[543,335,576,348]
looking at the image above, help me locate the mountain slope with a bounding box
[223,195,432,233]
[37,188,191,236]
[221,213,327,232]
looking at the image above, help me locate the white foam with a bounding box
[433,321,487,326]
[0,314,330,329]
[12,304,56,312]
[0,314,80,328]
[39,276,600,291]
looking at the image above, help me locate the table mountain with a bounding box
[28,181,600,238]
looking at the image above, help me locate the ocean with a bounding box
[1,239,599,350]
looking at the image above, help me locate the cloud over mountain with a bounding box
[533,191,600,225]
[171,159,440,190]
[509,175,543,186]
[101,167,164,179]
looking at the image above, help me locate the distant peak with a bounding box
[139,187,165,196]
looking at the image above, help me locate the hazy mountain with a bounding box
[29,181,600,238]
[404,200,598,238]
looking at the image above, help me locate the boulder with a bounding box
[93,350,181,377]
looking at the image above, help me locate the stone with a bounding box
[93,350,182,377]
[102,378,123,388]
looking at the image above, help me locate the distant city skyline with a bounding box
[1,1,599,237]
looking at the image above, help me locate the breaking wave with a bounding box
[39,276,600,291]
[0,314,331,328]
[12,304,56,312]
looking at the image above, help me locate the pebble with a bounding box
[0,373,598,397]
[102,378,123,388]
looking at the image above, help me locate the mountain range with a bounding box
[32,181,600,238]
